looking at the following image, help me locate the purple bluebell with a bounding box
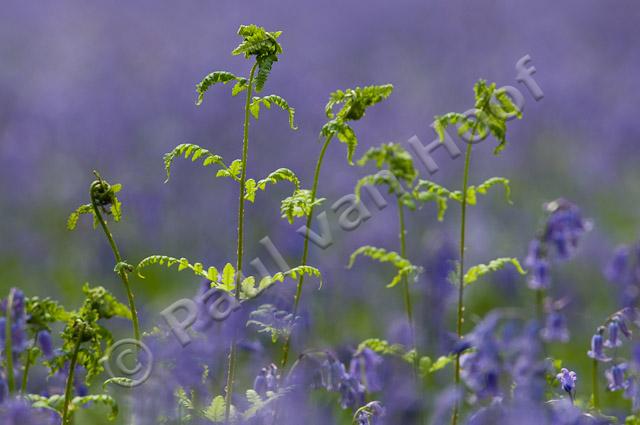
[355,401,385,424]
[624,378,640,412]
[604,319,624,348]
[253,364,278,396]
[605,246,630,283]
[321,354,347,392]
[524,240,550,290]
[349,348,383,392]
[0,398,56,425]
[556,368,577,395]
[0,289,28,355]
[37,331,53,359]
[338,374,365,410]
[605,363,628,392]
[587,327,611,362]
[0,374,7,404]
[541,312,569,342]
[543,199,590,260]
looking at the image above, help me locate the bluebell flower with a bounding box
[524,240,550,290]
[0,289,28,355]
[543,199,590,260]
[253,364,278,396]
[624,378,640,412]
[355,401,385,424]
[321,354,347,392]
[605,246,630,283]
[556,368,577,395]
[541,312,569,342]
[605,363,628,392]
[0,397,56,425]
[604,319,624,348]
[349,348,383,392]
[338,374,365,410]
[587,327,611,362]
[37,331,54,359]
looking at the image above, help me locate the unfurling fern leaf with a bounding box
[135,255,217,280]
[412,180,457,221]
[163,143,227,183]
[231,25,283,92]
[453,177,512,205]
[195,71,247,105]
[246,304,297,343]
[67,204,95,230]
[348,246,421,288]
[280,189,325,224]
[248,265,322,298]
[249,95,297,129]
[354,172,410,207]
[464,257,526,286]
[321,84,394,164]
[357,143,418,185]
[246,168,301,203]
[203,395,237,423]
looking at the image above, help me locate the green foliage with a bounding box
[357,142,418,185]
[249,95,297,129]
[202,395,235,423]
[463,257,526,286]
[241,265,323,300]
[28,394,117,420]
[433,79,522,155]
[26,297,71,333]
[232,24,284,92]
[67,204,95,230]
[68,176,123,230]
[419,355,455,376]
[163,143,227,183]
[452,177,512,205]
[412,180,456,221]
[348,246,421,288]
[321,84,394,164]
[201,389,286,423]
[280,189,325,224]
[246,304,295,343]
[357,338,408,357]
[195,71,247,105]
[245,168,301,203]
[136,255,217,280]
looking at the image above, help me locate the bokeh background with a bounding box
[1,0,639,423]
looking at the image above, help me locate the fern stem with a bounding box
[20,331,38,393]
[224,61,258,423]
[451,143,473,425]
[90,185,141,343]
[592,359,600,410]
[397,200,419,378]
[62,335,82,425]
[280,133,333,369]
[4,289,15,394]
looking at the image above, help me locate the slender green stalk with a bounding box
[4,289,15,394]
[592,359,600,410]
[20,331,38,393]
[224,61,258,423]
[279,133,333,369]
[451,143,473,425]
[62,336,82,425]
[90,185,141,343]
[397,200,419,379]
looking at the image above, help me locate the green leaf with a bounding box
[348,246,421,288]
[202,395,236,423]
[163,143,228,183]
[244,265,322,299]
[280,189,325,224]
[67,204,94,230]
[464,257,526,286]
[195,71,246,105]
[249,95,297,129]
[412,180,457,221]
[231,25,284,92]
[357,142,418,185]
[221,263,236,292]
[357,338,408,357]
[136,255,210,279]
[71,394,119,421]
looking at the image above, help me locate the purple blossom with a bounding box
[543,199,590,260]
[587,327,611,362]
[605,363,628,392]
[541,312,570,343]
[37,331,53,359]
[253,364,278,396]
[355,401,385,424]
[349,348,383,392]
[525,240,551,290]
[556,368,577,395]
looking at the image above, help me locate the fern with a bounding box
[412,180,457,221]
[280,189,325,224]
[453,177,512,205]
[136,255,218,281]
[203,395,237,423]
[321,85,394,164]
[357,142,418,185]
[357,338,408,357]
[231,24,283,92]
[195,71,246,105]
[348,246,421,288]
[163,143,227,183]
[249,95,297,129]
[245,168,301,203]
[463,257,526,286]
[246,304,296,343]
[67,204,95,230]
[245,265,323,299]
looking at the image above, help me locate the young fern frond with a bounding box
[463,257,526,286]
[354,173,409,207]
[245,168,301,203]
[195,71,247,105]
[249,95,297,130]
[452,177,512,205]
[163,143,228,183]
[348,246,421,288]
[231,25,283,92]
[136,255,218,281]
[67,204,95,230]
[412,180,458,221]
[321,84,394,164]
[434,79,522,155]
[280,189,325,224]
[242,265,322,300]
[356,142,418,184]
